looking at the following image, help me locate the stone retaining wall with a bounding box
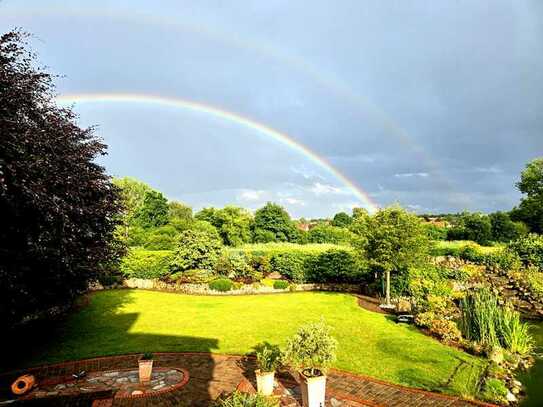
[95,279,362,295]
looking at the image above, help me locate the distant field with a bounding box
[432,240,503,254]
[228,242,348,255]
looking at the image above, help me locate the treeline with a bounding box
[114,177,369,250]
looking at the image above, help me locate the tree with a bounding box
[168,200,193,231]
[366,206,430,306]
[134,190,169,228]
[0,31,123,326]
[331,212,352,228]
[196,206,252,246]
[253,202,297,242]
[113,177,153,241]
[307,224,355,245]
[171,230,223,272]
[511,158,543,233]
[489,211,523,242]
[462,213,493,244]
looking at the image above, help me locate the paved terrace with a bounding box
[0,353,495,407]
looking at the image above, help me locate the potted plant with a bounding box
[284,320,337,407]
[138,352,154,383]
[254,343,282,396]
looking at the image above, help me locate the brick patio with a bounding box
[0,353,495,406]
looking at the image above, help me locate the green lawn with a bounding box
[21,290,484,398]
[432,240,503,254]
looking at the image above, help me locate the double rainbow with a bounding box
[57,93,379,213]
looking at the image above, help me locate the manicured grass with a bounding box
[228,242,347,255]
[20,290,484,398]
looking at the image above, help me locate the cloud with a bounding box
[394,172,429,178]
[309,182,351,195]
[290,165,326,181]
[281,197,306,206]
[473,166,503,174]
[237,189,266,202]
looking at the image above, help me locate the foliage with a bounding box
[271,252,312,283]
[141,352,153,360]
[215,252,260,282]
[273,280,289,289]
[511,157,543,234]
[481,378,508,404]
[429,319,462,343]
[253,203,298,243]
[255,343,283,372]
[120,249,173,279]
[134,190,169,228]
[448,213,493,245]
[171,230,223,272]
[196,206,253,246]
[283,320,338,376]
[424,224,448,240]
[209,278,234,292]
[404,266,454,304]
[142,225,178,250]
[331,212,352,227]
[366,207,430,303]
[169,269,215,284]
[113,177,153,238]
[307,249,367,283]
[215,391,278,407]
[168,201,193,231]
[414,311,435,329]
[459,288,533,355]
[0,31,124,326]
[307,224,355,245]
[489,211,524,242]
[507,233,543,269]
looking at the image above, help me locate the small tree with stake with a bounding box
[366,206,430,307]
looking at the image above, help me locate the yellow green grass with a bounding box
[21,290,484,398]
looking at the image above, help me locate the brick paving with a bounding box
[0,353,495,406]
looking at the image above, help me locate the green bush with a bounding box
[271,252,312,283]
[307,249,367,283]
[508,234,543,269]
[215,391,277,407]
[171,230,223,272]
[481,378,508,403]
[307,224,356,245]
[273,280,289,289]
[143,225,178,250]
[209,278,234,292]
[120,249,173,279]
[170,269,215,284]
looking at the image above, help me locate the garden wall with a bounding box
[99,278,362,295]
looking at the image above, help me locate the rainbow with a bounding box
[57,93,379,213]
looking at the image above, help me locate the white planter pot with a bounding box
[300,371,326,407]
[255,370,275,395]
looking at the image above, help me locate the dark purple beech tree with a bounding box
[0,31,124,327]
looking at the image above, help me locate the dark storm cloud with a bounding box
[1,0,542,216]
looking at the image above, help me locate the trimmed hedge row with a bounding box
[120,243,369,284]
[120,249,174,279]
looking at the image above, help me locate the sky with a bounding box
[1,0,542,218]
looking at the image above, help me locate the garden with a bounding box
[3,29,543,406]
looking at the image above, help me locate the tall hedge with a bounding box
[120,249,173,279]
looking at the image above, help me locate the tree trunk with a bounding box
[385,270,391,306]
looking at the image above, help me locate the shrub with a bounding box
[307,224,356,245]
[307,249,367,283]
[170,269,215,284]
[250,255,272,275]
[414,311,435,328]
[273,280,289,289]
[481,378,508,404]
[171,230,223,272]
[508,234,543,269]
[143,225,178,250]
[215,391,277,407]
[255,343,282,372]
[209,278,234,292]
[460,288,533,354]
[429,319,461,343]
[283,320,337,376]
[271,252,311,283]
[120,249,173,279]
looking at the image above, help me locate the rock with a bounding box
[103,371,119,377]
[396,299,412,314]
[132,390,144,395]
[506,391,517,403]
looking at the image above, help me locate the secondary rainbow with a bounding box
[57,93,379,212]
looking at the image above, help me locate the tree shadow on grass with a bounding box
[1,289,228,406]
